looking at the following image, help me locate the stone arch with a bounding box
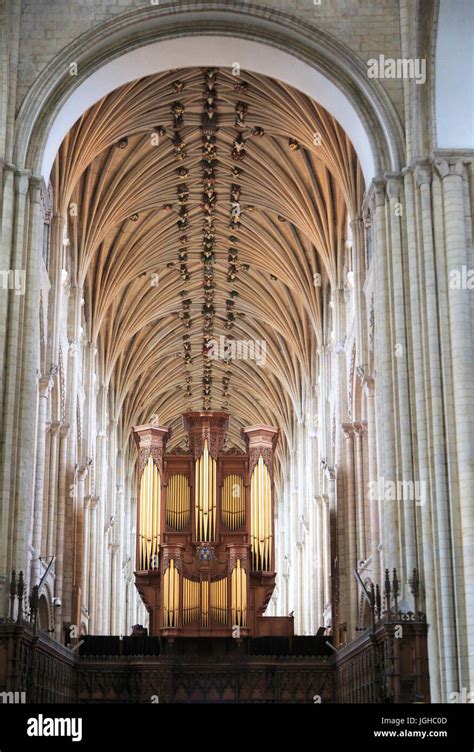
[13,3,404,185]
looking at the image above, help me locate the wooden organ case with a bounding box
[133,412,293,638]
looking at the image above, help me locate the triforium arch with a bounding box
[0,1,472,705]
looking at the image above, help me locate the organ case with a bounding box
[132,412,293,638]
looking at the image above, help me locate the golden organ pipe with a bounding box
[203,447,206,540]
[163,560,180,627]
[183,578,199,624]
[222,476,244,531]
[250,458,272,571]
[166,474,190,530]
[210,578,228,625]
[194,441,217,542]
[195,457,200,540]
[174,561,179,627]
[139,457,161,570]
[201,579,209,627]
[231,560,247,627]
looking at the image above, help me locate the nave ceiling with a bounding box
[51,67,364,464]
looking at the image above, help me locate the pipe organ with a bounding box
[133,413,293,638]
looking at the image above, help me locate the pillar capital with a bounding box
[373,178,386,208]
[413,160,432,187]
[37,372,55,398]
[432,155,465,179]
[349,215,364,231]
[29,175,46,205]
[76,465,88,482]
[88,495,100,511]
[353,421,367,437]
[49,420,62,437]
[342,423,355,439]
[14,169,31,195]
[384,172,403,199]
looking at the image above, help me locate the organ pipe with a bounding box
[166,474,190,530]
[138,456,161,570]
[183,577,199,625]
[163,559,180,627]
[222,475,245,530]
[231,560,247,627]
[195,440,216,541]
[201,579,209,627]
[250,456,272,571]
[210,577,228,625]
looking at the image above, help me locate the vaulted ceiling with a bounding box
[52,67,364,461]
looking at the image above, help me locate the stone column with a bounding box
[45,421,61,558]
[315,496,324,625]
[434,155,474,693]
[351,217,368,368]
[415,161,459,697]
[47,215,66,365]
[88,495,99,633]
[31,369,56,585]
[110,543,119,635]
[353,421,367,564]
[54,423,70,641]
[342,424,357,637]
[111,483,124,635]
[363,376,380,586]
[4,173,43,598]
[325,466,337,636]
[373,180,398,573]
[72,464,88,631]
[386,172,416,588]
[321,492,331,612]
[402,166,440,700]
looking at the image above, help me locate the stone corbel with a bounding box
[38,376,54,400]
[324,466,336,482]
[14,169,31,197]
[413,160,433,187]
[29,175,46,206]
[362,375,376,398]
[373,177,386,209]
[432,152,469,179]
[361,179,377,217]
[384,172,403,199]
